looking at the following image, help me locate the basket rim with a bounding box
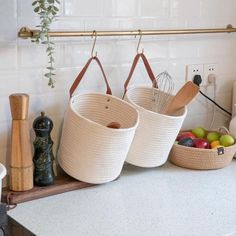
[69,92,139,133]
[0,163,6,180]
[173,141,236,152]
[125,85,187,119]
[177,129,236,146]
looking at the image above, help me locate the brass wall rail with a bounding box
[18,25,236,39]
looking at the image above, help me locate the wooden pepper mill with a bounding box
[9,93,33,191]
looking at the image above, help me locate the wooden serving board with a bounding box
[1,174,93,205]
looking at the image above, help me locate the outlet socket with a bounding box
[186,64,204,85]
[204,63,217,84]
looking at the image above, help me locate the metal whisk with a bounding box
[153,71,174,113]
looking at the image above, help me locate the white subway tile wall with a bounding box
[0,0,236,168]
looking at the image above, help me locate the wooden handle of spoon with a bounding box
[164,81,199,115]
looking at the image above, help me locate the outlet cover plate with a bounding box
[204,63,217,84]
[186,64,204,85]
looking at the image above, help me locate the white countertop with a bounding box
[8,160,236,236]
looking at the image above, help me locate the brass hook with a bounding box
[136,30,144,54]
[91,30,98,57]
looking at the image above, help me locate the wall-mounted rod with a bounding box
[18,25,236,39]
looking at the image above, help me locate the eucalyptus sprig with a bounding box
[32,0,60,88]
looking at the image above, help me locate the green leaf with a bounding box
[32,1,38,6]
[53,6,59,11]
[48,78,55,88]
[34,6,40,12]
[44,73,52,78]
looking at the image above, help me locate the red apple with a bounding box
[177,132,196,141]
[193,138,210,149]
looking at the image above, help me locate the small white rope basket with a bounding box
[122,53,187,167]
[124,86,187,167]
[58,93,139,184]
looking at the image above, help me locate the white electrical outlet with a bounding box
[186,64,204,85]
[204,63,217,85]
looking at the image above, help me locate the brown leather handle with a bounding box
[69,56,112,97]
[122,53,157,98]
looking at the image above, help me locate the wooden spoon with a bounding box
[164,81,199,115]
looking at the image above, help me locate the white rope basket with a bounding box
[124,86,187,167]
[0,163,6,200]
[58,93,139,184]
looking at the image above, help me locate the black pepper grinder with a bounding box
[33,112,55,186]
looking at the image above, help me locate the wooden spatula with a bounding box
[164,81,199,115]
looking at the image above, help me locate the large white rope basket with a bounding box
[0,163,6,199]
[122,53,187,167]
[58,56,139,184]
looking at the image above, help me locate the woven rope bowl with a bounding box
[169,130,236,170]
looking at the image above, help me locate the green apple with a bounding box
[192,127,206,138]
[220,134,235,147]
[207,132,220,143]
